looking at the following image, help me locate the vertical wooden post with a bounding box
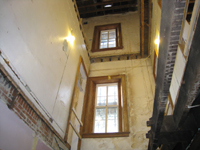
[141,0,145,58]
[148,0,152,55]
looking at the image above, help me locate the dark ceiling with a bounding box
[76,0,138,18]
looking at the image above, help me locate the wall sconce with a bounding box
[154,37,160,46]
[65,30,75,45]
[63,29,75,54]
[154,37,160,58]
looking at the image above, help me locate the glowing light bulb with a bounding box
[104,4,112,8]
[66,32,75,45]
[154,38,160,45]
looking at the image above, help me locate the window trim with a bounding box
[91,23,123,52]
[81,75,129,138]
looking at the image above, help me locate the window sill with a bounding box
[82,132,130,138]
[91,46,123,52]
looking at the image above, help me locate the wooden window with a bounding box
[100,29,116,49]
[91,23,123,52]
[81,75,129,138]
[94,83,119,133]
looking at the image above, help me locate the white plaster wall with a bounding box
[83,12,140,58]
[0,0,90,137]
[81,58,155,150]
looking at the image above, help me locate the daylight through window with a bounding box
[94,83,119,133]
[100,29,116,49]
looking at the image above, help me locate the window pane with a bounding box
[101,31,108,39]
[97,96,106,106]
[94,108,106,133]
[108,85,118,96]
[100,39,108,49]
[109,30,116,39]
[108,39,116,48]
[97,86,106,96]
[107,107,118,132]
[108,96,118,105]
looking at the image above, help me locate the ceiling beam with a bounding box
[77,0,135,8]
[79,4,136,14]
[189,0,195,4]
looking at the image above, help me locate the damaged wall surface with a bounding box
[81,58,155,150]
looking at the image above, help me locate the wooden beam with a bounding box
[72,108,83,127]
[79,4,136,14]
[189,0,195,4]
[78,0,135,8]
[148,0,152,56]
[69,121,82,139]
[147,0,186,149]
[140,0,145,58]
[82,132,130,138]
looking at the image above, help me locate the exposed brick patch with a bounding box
[0,70,69,149]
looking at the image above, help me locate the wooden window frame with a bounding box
[94,83,120,133]
[81,75,129,138]
[91,23,123,52]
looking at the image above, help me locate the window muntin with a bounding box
[94,83,119,133]
[100,29,116,49]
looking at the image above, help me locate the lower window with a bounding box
[81,75,129,138]
[94,83,119,133]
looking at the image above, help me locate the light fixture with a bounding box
[104,4,112,8]
[154,38,160,45]
[63,29,75,55]
[65,31,75,45]
[154,36,160,58]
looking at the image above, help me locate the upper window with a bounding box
[100,29,116,49]
[94,83,119,133]
[91,23,123,52]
